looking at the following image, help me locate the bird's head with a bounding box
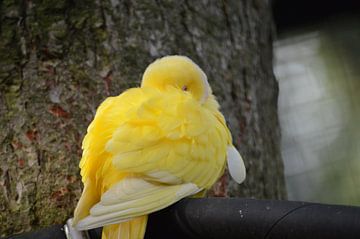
[141,55,211,103]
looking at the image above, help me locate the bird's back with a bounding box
[81,86,231,190]
[74,86,232,229]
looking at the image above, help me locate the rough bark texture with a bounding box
[0,0,286,236]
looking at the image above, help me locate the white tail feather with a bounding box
[227,146,246,184]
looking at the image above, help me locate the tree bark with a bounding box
[0,0,286,236]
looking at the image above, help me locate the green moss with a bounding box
[4,78,21,115]
[0,20,21,66]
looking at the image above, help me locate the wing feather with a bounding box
[75,177,201,230]
[106,90,231,189]
[74,88,237,230]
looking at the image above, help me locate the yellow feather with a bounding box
[73,55,245,239]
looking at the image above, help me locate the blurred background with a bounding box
[273,0,360,205]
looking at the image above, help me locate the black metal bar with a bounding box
[4,225,66,239]
[4,198,360,239]
[145,198,360,239]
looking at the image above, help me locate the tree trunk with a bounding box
[0,0,286,236]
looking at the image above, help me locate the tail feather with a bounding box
[102,216,148,239]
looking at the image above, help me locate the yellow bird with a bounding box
[73,55,246,239]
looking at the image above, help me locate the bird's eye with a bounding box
[182,85,188,91]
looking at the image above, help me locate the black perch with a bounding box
[146,198,360,239]
[5,198,360,239]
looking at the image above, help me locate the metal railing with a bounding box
[6,198,360,239]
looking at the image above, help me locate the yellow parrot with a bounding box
[73,55,246,239]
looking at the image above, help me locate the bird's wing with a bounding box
[75,88,149,223]
[79,88,147,183]
[105,88,231,188]
[75,177,200,230]
[74,88,232,228]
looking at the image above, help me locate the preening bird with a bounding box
[73,55,246,239]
